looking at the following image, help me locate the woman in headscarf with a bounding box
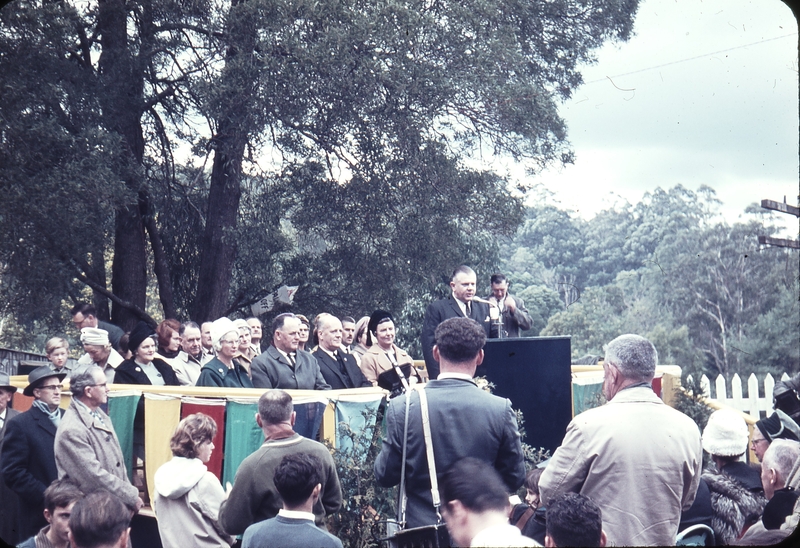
[358,310,421,395]
[196,318,254,389]
[351,316,371,364]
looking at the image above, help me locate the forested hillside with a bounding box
[500,185,799,380]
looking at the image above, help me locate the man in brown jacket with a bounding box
[53,366,143,512]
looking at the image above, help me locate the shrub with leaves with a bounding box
[327,406,395,548]
[673,374,713,432]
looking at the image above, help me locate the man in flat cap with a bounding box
[1,366,67,539]
[75,327,124,384]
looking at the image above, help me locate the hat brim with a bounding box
[23,371,67,397]
[0,384,17,394]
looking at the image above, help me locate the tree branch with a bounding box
[71,263,156,327]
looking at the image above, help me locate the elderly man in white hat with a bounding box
[75,327,124,384]
[195,318,254,388]
[1,366,67,540]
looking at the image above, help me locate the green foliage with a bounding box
[673,375,714,433]
[0,0,643,346]
[518,185,799,378]
[327,407,394,548]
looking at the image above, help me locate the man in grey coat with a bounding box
[375,317,525,529]
[53,366,143,512]
[250,314,330,390]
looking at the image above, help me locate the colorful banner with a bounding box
[293,401,327,441]
[144,393,182,501]
[222,400,263,486]
[334,399,382,453]
[107,391,141,480]
[181,397,227,481]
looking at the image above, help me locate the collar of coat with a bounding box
[70,398,114,434]
[607,384,662,405]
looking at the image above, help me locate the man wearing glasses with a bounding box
[1,366,67,540]
[54,366,143,513]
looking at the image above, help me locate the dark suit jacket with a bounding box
[0,406,21,544]
[312,349,371,390]
[114,358,180,386]
[1,406,64,539]
[98,320,125,352]
[421,296,495,379]
[250,347,331,390]
[374,377,525,528]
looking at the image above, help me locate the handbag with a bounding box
[384,385,450,548]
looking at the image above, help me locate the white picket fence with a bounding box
[685,372,792,419]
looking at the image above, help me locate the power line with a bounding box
[585,32,797,85]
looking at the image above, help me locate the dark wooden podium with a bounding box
[475,336,572,454]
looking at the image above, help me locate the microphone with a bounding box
[470,296,497,307]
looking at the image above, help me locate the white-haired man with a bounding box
[736,439,800,545]
[539,334,703,546]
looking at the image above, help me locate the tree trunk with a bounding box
[144,207,177,319]
[192,0,256,322]
[89,243,111,322]
[97,0,148,331]
[192,126,245,321]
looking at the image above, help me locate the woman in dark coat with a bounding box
[196,318,254,389]
[115,322,180,461]
[115,321,180,387]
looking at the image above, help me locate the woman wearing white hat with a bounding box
[196,318,254,389]
[700,408,766,544]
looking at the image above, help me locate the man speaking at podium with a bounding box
[421,266,496,380]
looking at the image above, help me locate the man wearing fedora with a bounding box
[0,371,21,544]
[1,366,66,540]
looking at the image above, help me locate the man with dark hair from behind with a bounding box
[17,479,83,548]
[68,490,131,548]
[440,457,536,547]
[375,318,525,531]
[545,492,607,547]
[241,453,343,548]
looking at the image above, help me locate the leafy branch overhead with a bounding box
[0,0,642,337]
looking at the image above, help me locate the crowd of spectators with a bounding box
[1,268,799,547]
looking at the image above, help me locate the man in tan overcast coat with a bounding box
[539,334,702,546]
[54,366,142,512]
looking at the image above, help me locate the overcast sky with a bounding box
[501,0,799,236]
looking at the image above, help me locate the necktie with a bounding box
[288,352,296,367]
[335,352,353,388]
[465,302,472,317]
